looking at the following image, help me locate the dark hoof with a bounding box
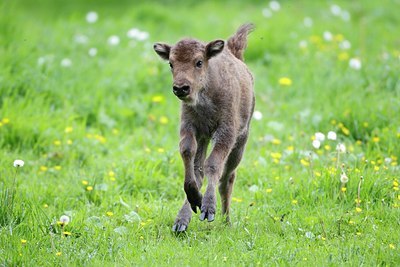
[172,223,187,233]
[186,191,202,213]
[199,211,215,222]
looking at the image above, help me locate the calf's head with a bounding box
[154,39,224,104]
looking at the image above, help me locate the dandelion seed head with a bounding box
[312,140,321,149]
[13,159,25,167]
[86,11,98,23]
[269,1,281,11]
[336,143,346,153]
[88,48,97,57]
[60,58,72,68]
[315,132,325,141]
[327,131,337,140]
[340,173,349,183]
[323,31,333,41]
[253,110,263,120]
[59,215,70,225]
[303,17,313,27]
[341,10,351,21]
[339,40,351,50]
[108,35,120,46]
[262,8,272,18]
[330,5,341,16]
[349,58,362,70]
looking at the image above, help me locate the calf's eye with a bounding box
[169,62,173,69]
[196,60,203,68]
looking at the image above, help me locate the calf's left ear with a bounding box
[154,43,171,60]
[206,40,224,59]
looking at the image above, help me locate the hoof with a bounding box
[199,211,215,222]
[172,223,188,233]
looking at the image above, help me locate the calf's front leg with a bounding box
[180,129,202,213]
[200,132,235,222]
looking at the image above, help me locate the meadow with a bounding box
[1,0,399,265]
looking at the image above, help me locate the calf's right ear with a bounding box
[153,43,171,61]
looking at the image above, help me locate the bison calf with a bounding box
[154,24,255,232]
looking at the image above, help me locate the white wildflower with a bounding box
[349,58,362,70]
[86,11,98,23]
[13,160,25,167]
[253,110,263,121]
[327,131,337,140]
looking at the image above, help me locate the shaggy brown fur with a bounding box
[154,23,255,232]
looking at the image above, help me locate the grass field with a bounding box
[1,0,400,265]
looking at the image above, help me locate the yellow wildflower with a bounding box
[86,186,93,191]
[341,187,347,192]
[43,204,49,208]
[2,118,10,124]
[63,231,72,236]
[279,77,292,86]
[67,139,73,145]
[151,95,164,103]
[270,152,282,159]
[372,137,380,143]
[232,197,243,203]
[64,127,73,133]
[54,166,62,171]
[291,199,298,205]
[300,159,310,167]
[271,138,281,145]
[338,52,349,61]
[106,211,113,217]
[157,148,165,153]
[56,252,62,256]
[393,180,399,187]
[40,166,48,172]
[108,171,115,177]
[266,188,273,193]
[54,140,61,146]
[324,145,331,151]
[286,145,294,151]
[21,239,27,245]
[355,207,362,213]
[159,116,169,124]
[389,244,395,250]
[112,128,119,135]
[82,180,89,185]
[341,127,350,135]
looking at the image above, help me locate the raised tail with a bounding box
[227,23,254,61]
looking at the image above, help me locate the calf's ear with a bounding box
[153,43,171,60]
[206,40,224,59]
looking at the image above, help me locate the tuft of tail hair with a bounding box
[227,23,254,61]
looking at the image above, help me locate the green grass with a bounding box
[1,0,400,265]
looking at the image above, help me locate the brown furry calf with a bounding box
[154,24,255,232]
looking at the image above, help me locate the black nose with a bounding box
[173,85,191,98]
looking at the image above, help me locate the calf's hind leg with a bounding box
[218,134,248,222]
